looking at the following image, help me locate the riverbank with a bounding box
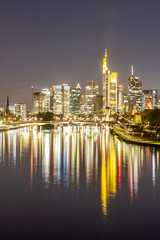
[110,128,160,147]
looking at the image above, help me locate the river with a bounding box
[0,125,160,239]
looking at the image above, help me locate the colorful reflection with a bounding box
[0,126,160,219]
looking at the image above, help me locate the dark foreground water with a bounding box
[0,125,160,239]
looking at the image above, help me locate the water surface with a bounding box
[0,126,160,239]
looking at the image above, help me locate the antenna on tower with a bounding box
[105,48,107,58]
[131,65,134,75]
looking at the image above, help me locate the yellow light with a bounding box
[110,72,117,83]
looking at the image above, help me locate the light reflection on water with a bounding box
[0,126,160,220]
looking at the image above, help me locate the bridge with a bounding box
[1,106,136,131]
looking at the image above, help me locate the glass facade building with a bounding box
[128,66,142,112]
[50,84,70,116]
[84,81,99,114]
[70,85,81,115]
[117,84,124,114]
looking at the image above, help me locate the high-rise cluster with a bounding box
[2,48,160,119]
[28,49,160,116]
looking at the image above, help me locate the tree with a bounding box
[147,109,160,128]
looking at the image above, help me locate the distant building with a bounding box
[117,84,124,114]
[34,89,50,113]
[6,96,10,115]
[128,65,142,112]
[70,84,81,115]
[0,107,4,113]
[50,84,70,116]
[14,103,26,118]
[142,89,158,110]
[84,81,99,114]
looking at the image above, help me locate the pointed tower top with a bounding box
[76,83,81,89]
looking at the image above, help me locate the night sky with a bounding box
[1,0,160,110]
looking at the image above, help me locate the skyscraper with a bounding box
[70,84,81,115]
[102,48,110,108]
[14,103,27,119]
[50,85,63,115]
[84,81,99,114]
[34,89,50,113]
[62,84,70,116]
[117,84,124,114]
[50,84,70,116]
[102,49,118,112]
[109,72,118,112]
[128,65,142,112]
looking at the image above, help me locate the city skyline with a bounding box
[1,0,160,108]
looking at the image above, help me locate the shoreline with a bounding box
[110,128,160,148]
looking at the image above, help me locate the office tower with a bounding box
[62,84,70,116]
[50,84,70,116]
[84,81,99,114]
[50,85,63,114]
[94,94,103,113]
[102,49,118,111]
[6,96,10,115]
[128,65,142,112]
[142,89,158,110]
[34,89,50,113]
[14,103,27,119]
[70,84,81,115]
[123,93,129,114]
[145,92,153,110]
[117,84,124,114]
[109,72,118,112]
[102,48,110,108]
[31,85,37,114]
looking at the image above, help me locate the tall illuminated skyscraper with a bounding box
[70,84,81,115]
[117,84,124,114]
[84,80,99,114]
[50,84,70,116]
[103,48,110,108]
[109,72,117,112]
[102,49,118,112]
[34,89,50,113]
[62,84,70,116]
[128,66,142,112]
